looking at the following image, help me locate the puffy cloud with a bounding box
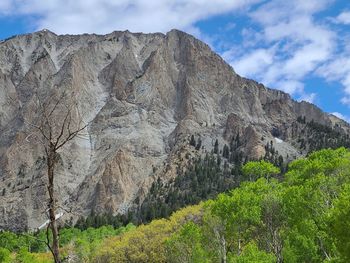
[0,0,263,34]
[341,97,350,106]
[0,0,12,14]
[331,112,350,123]
[249,0,331,25]
[225,0,334,97]
[225,48,274,77]
[316,53,350,104]
[298,93,316,104]
[275,80,305,96]
[333,11,350,25]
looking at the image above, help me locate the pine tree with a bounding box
[196,138,202,150]
[214,139,219,154]
[190,135,196,147]
[223,144,229,159]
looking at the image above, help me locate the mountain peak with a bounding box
[0,29,349,231]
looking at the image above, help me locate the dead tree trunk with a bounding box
[47,145,60,263]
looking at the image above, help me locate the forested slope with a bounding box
[1,147,350,262]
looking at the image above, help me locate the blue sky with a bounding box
[1,0,350,121]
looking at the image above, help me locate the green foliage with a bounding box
[0,223,135,262]
[16,248,37,263]
[93,205,203,263]
[74,211,128,230]
[62,223,136,261]
[242,160,280,181]
[211,178,283,258]
[2,148,350,263]
[133,133,252,225]
[0,247,11,263]
[0,231,19,251]
[166,222,209,263]
[137,151,241,224]
[228,242,276,263]
[328,183,350,262]
[209,147,350,263]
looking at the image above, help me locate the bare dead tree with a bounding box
[25,86,89,263]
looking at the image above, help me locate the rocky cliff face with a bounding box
[0,29,349,231]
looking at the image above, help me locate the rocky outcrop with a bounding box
[0,29,349,231]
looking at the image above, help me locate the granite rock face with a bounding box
[0,29,349,231]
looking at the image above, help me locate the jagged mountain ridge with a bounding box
[0,29,349,231]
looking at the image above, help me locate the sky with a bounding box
[0,0,350,122]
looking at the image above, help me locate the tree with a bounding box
[242,160,280,181]
[190,135,196,147]
[196,137,202,151]
[211,179,272,256]
[201,212,228,263]
[25,88,89,263]
[222,144,229,159]
[214,139,219,154]
[228,242,275,263]
[328,183,350,262]
[166,222,209,263]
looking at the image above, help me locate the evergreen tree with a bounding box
[222,144,229,159]
[190,135,196,147]
[214,139,219,154]
[195,138,202,151]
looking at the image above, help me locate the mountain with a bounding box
[0,29,349,231]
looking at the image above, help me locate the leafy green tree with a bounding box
[166,222,209,263]
[280,147,350,262]
[228,242,275,263]
[211,178,276,256]
[328,183,350,262]
[242,160,280,181]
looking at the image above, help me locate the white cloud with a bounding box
[317,53,350,95]
[316,53,350,105]
[0,0,263,35]
[334,11,350,25]
[0,0,12,14]
[298,92,316,103]
[225,0,334,97]
[341,97,350,106]
[249,0,331,25]
[331,112,350,123]
[275,80,305,95]
[227,48,274,77]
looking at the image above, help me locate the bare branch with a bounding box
[23,120,50,142]
[55,123,89,151]
[53,107,71,149]
[47,91,66,118]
